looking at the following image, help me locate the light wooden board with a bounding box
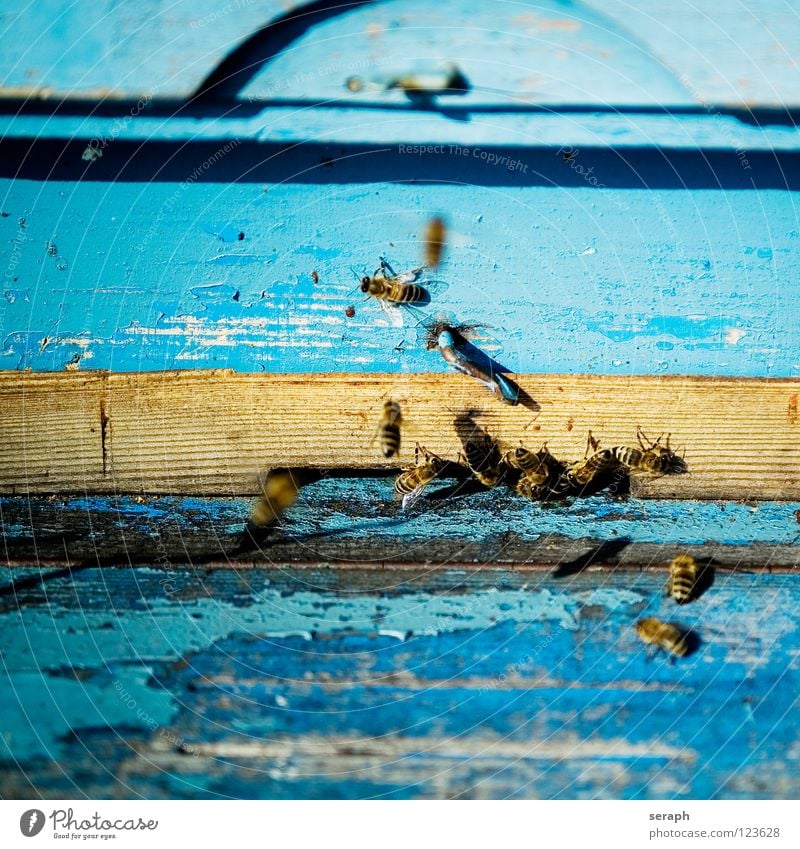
[1,370,799,499]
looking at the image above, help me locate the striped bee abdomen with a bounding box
[667,554,699,604]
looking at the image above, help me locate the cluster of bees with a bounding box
[250,216,700,660]
[382,402,687,510]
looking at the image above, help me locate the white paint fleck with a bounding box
[82,145,102,162]
[724,327,747,345]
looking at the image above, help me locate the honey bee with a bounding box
[423,216,446,269]
[621,428,688,476]
[505,442,565,499]
[635,617,691,658]
[394,443,446,509]
[377,399,402,458]
[563,432,624,488]
[360,259,427,303]
[462,440,504,488]
[565,428,687,491]
[454,412,504,488]
[346,63,469,97]
[667,553,700,604]
[249,468,301,529]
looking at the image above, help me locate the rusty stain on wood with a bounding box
[1,369,799,499]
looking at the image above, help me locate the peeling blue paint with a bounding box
[1,182,798,375]
[5,489,800,547]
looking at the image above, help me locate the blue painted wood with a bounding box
[3,1,800,108]
[1,176,798,376]
[3,488,800,567]
[1,566,798,798]
[0,0,296,100]
[2,0,800,804]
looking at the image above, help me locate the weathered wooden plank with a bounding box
[0,371,107,493]
[0,174,800,377]
[3,0,799,109]
[0,0,298,101]
[1,566,798,799]
[1,177,797,381]
[1,370,799,499]
[2,487,800,568]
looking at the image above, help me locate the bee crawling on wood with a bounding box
[454,412,505,489]
[560,428,688,495]
[562,431,623,489]
[667,553,701,604]
[635,617,696,660]
[359,258,427,304]
[624,427,688,476]
[504,442,565,500]
[376,399,403,458]
[394,443,447,510]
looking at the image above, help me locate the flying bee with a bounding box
[667,553,700,604]
[635,617,692,659]
[249,468,301,529]
[394,443,447,510]
[346,63,469,98]
[377,399,402,458]
[359,259,427,303]
[423,216,447,269]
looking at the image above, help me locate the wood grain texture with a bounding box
[1,370,799,499]
[1,566,798,799]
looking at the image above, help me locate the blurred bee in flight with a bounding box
[377,399,403,458]
[395,443,447,510]
[423,216,447,270]
[667,553,700,604]
[635,617,695,660]
[346,63,469,99]
[247,468,316,541]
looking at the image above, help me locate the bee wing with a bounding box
[376,299,405,327]
[401,484,427,511]
[421,278,450,299]
[392,267,424,284]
